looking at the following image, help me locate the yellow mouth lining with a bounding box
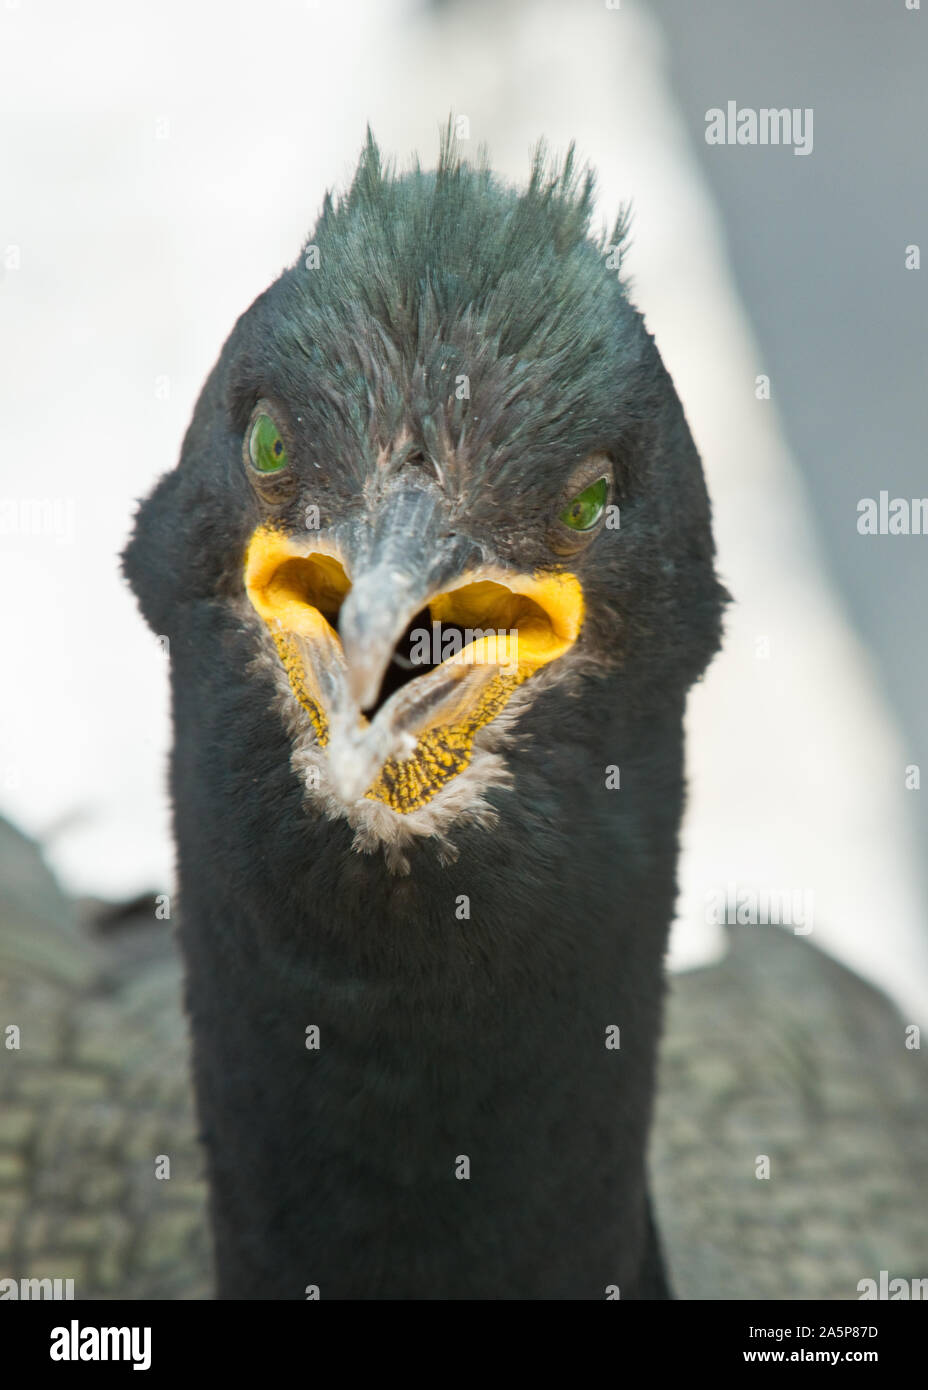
[429,576,580,669]
[244,525,584,812]
[246,536,351,637]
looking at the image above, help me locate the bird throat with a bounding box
[271,624,526,812]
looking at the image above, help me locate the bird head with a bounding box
[124,131,726,871]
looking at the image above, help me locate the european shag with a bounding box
[122,132,727,1299]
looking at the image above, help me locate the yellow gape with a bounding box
[244,524,585,813]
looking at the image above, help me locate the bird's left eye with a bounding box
[560,477,608,531]
[249,413,289,473]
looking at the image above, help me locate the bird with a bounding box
[119,127,731,1300]
[3,130,922,1301]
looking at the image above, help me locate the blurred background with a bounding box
[2,0,926,1012]
[0,0,925,1299]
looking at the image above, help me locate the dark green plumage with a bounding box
[243,131,630,503]
[122,131,726,1298]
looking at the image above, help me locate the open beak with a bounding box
[244,486,584,813]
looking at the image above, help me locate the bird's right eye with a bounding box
[248,412,289,474]
[560,477,608,531]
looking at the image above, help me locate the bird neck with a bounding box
[173,650,683,1297]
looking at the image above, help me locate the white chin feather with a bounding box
[325,715,416,806]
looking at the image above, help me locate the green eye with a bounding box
[249,412,289,473]
[560,476,608,531]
